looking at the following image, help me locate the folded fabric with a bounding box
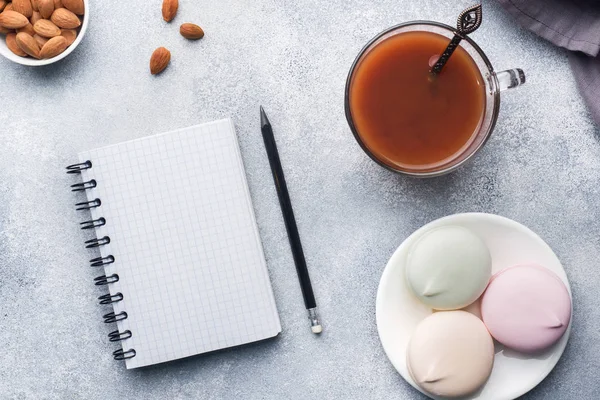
[497,0,600,125]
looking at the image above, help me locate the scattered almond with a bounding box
[60,27,75,45]
[39,34,65,58]
[0,0,7,12]
[37,0,53,18]
[61,0,82,15]
[33,18,60,37]
[17,22,34,35]
[6,32,27,56]
[180,23,204,40]
[31,0,39,11]
[0,10,29,29]
[53,0,62,8]
[162,0,177,22]
[33,32,47,47]
[12,0,33,18]
[0,25,11,34]
[4,3,12,11]
[15,31,39,57]
[150,47,170,75]
[50,7,79,28]
[30,10,41,24]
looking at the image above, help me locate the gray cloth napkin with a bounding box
[497,0,600,125]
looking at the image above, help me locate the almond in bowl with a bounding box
[0,0,88,66]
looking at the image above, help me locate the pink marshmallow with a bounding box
[481,264,571,354]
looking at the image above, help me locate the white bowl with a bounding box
[0,0,89,66]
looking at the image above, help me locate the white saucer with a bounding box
[376,213,572,400]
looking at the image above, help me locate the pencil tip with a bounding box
[260,106,270,127]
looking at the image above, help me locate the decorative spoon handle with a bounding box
[431,4,483,76]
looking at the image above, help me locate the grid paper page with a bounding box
[78,119,281,369]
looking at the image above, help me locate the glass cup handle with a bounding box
[494,68,526,92]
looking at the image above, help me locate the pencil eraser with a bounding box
[311,325,323,334]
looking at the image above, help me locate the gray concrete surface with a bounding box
[0,0,598,399]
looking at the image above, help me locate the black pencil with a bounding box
[260,106,322,334]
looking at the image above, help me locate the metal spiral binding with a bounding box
[94,274,119,286]
[66,160,92,174]
[76,198,102,210]
[85,236,110,248]
[80,217,106,230]
[113,348,136,360]
[71,179,97,192]
[103,311,128,323]
[98,292,123,305]
[90,255,115,267]
[109,329,132,342]
[68,160,136,361]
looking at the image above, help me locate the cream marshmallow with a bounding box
[407,311,494,398]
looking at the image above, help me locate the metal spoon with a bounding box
[430,4,483,76]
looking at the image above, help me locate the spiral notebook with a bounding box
[67,119,281,369]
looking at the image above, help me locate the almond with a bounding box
[162,0,177,22]
[30,10,41,24]
[60,27,75,45]
[17,22,34,35]
[61,0,82,15]
[12,0,32,18]
[31,0,38,11]
[0,1,7,12]
[4,3,12,11]
[150,47,170,75]
[37,0,52,18]
[6,32,27,56]
[180,23,204,40]
[33,18,60,37]
[15,31,39,57]
[39,34,65,58]
[50,7,79,28]
[0,10,29,29]
[33,32,47,47]
[0,25,11,34]
[53,0,62,8]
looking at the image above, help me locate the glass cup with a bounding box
[345,21,525,177]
